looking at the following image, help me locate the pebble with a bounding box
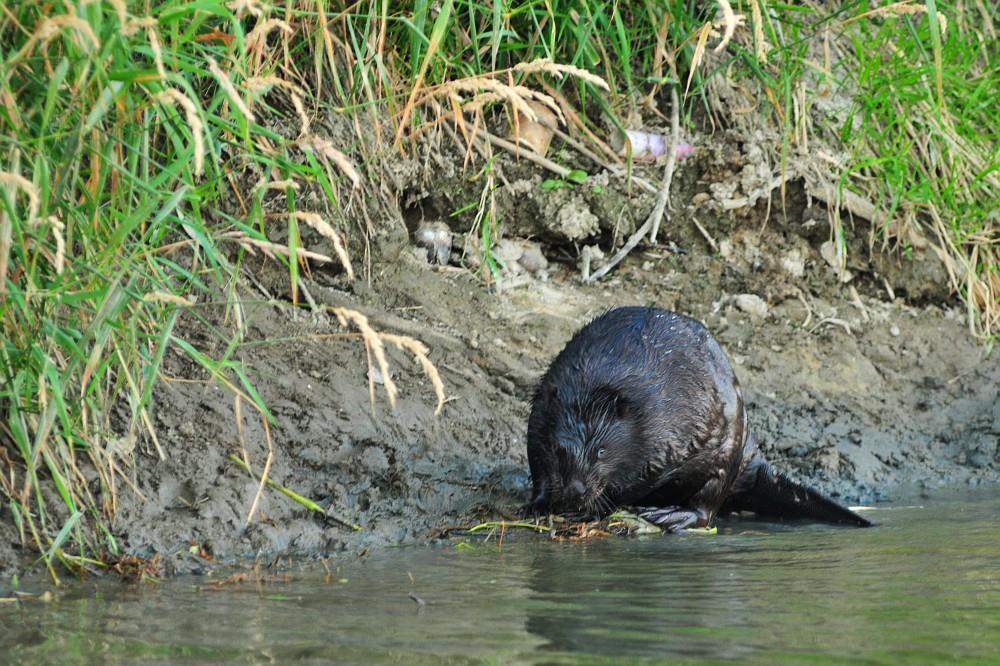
[734,293,768,319]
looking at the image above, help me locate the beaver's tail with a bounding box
[723,446,873,527]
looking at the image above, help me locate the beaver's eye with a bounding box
[596,447,606,459]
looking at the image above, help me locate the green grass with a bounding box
[0,0,341,580]
[841,2,998,334]
[1,0,995,580]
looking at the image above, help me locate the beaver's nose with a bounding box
[565,479,587,502]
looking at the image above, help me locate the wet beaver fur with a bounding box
[526,306,872,531]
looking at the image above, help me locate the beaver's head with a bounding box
[531,383,652,518]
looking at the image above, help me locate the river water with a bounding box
[2,491,997,664]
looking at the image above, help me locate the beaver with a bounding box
[526,306,872,531]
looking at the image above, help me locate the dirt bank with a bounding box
[2,132,996,577]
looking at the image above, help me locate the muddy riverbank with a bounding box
[2,132,996,577]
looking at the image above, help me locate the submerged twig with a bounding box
[467,520,551,533]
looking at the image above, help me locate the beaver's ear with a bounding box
[596,386,631,419]
[613,392,633,419]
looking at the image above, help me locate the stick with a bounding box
[474,128,572,179]
[586,85,680,283]
[228,454,360,531]
[584,210,655,283]
[649,85,681,244]
[691,216,718,252]
[548,125,658,195]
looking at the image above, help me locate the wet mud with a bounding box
[2,127,996,576]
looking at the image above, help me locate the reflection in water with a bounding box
[1,491,998,664]
[524,540,756,660]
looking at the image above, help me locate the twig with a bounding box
[649,85,681,243]
[579,245,595,282]
[548,125,658,195]
[810,317,853,336]
[585,85,680,283]
[793,287,813,329]
[243,416,273,528]
[537,79,621,161]
[241,266,275,302]
[548,125,620,169]
[849,285,870,322]
[691,216,718,252]
[468,520,550,533]
[298,279,322,314]
[882,276,896,301]
[584,213,654,283]
[805,177,889,228]
[228,454,360,531]
[473,128,572,179]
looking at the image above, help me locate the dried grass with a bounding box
[841,2,948,35]
[207,57,255,123]
[0,171,40,294]
[298,134,362,189]
[684,0,997,338]
[0,171,40,223]
[381,334,446,415]
[256,178,300,193]
[14,15,99,60]
[400,59,610,155]
[330,307,446,416]
[219,231,333,264]
[290,211,355,280]
[247,19,293,54]
[153,89,205,177]
[331,307,397,408]
[43,216,65,275]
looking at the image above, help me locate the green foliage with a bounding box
[844,2,998,240]
[0,0,325,580]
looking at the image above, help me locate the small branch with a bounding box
[228,454,360,531]
[584,211,656,283]
[474,128,572,179]
[805,177,888,228]
[548,125,621,168]
[548,125,658,195]
[243,419,273,529]
[649,85,681,244]
[586,85,680,283]
[468,520,550,533]
[809,317,854,336]
[792,287,813,329]
[691,217,718,253]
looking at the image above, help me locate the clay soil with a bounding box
[2,128,997,576]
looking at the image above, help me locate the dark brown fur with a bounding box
[526,306,871,531]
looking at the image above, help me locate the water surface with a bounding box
[2,491,997,664]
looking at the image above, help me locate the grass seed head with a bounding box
[290,211,355,280]
[153,89,205,177]
[207,57,255,123]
